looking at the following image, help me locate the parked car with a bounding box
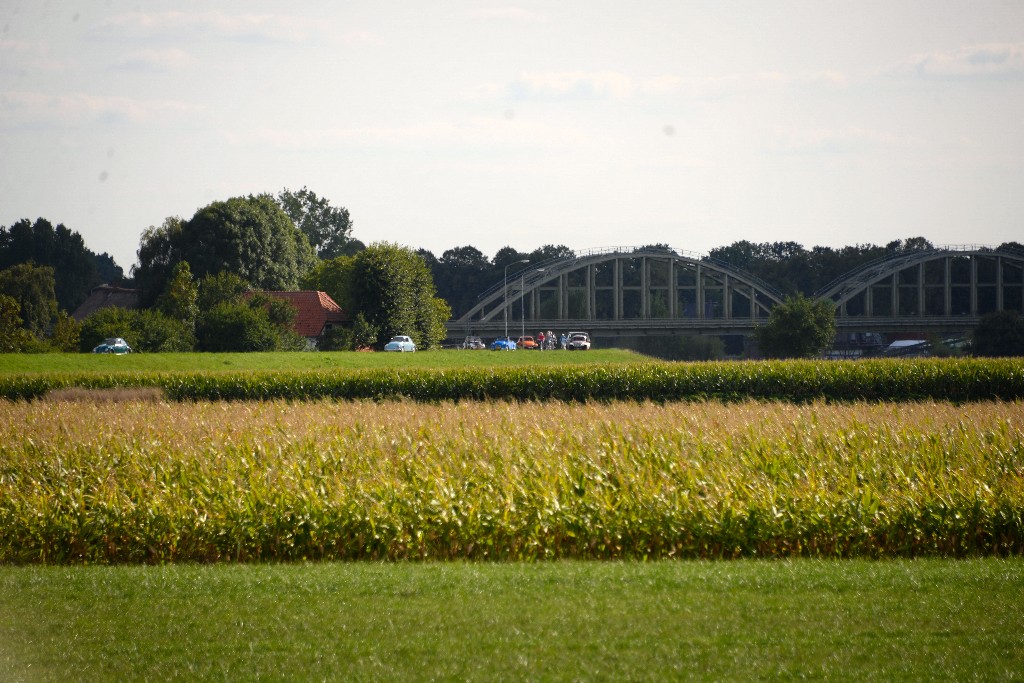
[384,335,417,352]
[92,337,133,354]
[516,335,538,350]
[462,336,485,350]
[490,337,517,351]
[566,331,591,351]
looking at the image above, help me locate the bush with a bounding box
[197,302,279,352]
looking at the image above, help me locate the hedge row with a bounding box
[2,358,1023,403]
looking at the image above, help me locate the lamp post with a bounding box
[504,259,529,339]
[524,267,544,339]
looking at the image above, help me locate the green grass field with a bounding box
[0,348,644,374]
[2,559,1022,681]
[3,353,1021,678]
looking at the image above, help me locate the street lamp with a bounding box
[504,259,529,339]
[524,267,545,339]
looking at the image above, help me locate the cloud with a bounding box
[0,40,70,72]
[469,7,547,22]
[109,48,197,72]
[509,71,635,100]
[91,11,312,43]
[0,90,202,126]
[484,69,847,104]
[226,117,586,152]
[900,43,1024,79]
[765,126,907,155]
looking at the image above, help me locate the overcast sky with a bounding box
[2,1,1023,273]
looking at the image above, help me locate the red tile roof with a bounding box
[252,291,347,338]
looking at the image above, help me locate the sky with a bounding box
[2,1,1024,274]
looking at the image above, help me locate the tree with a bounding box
[133,195,317,305]
[755,294,836,358]
[0,295,31,352]
[196,302,280,352]
[0,263,58,337]
[349,243,450,348]
[972,310,1024,357]
[300,255,356,314]
[276,187,362,259]
[48,311,81,352]
[196,271,250,311]
[0,218,109,312]
[157,261,199,330]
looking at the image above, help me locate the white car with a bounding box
[566,332,591,351]
[384,335,417,352]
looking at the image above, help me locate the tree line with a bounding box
[2,185,1023,355]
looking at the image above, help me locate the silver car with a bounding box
[384,335,417,352]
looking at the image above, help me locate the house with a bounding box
[71,284,140,321]
[250,290,348,349]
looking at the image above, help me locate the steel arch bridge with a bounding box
[449,246,786,338]
[817,246,1024,334]
[447,245,1024,340]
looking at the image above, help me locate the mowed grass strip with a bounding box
[0,348,643,374]
[1,400,1021,562]
[0,559,1022,682]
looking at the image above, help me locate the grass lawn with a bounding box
[0,348,646,374]
[1,559,1022,681]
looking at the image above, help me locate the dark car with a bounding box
[92,337,133,354]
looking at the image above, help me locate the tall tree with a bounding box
[349,242,450,348]
[755,294,836,358]
[0,263,58,337]
[0,218,110,311]
[276,187,363,259]
[133,195,317,306]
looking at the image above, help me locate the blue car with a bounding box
[92,337,133,354]
[490,337,517,350]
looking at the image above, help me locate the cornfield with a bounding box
[1,358,1023,402]
[1,398,1021,563]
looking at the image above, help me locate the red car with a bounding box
[516,335,538,350]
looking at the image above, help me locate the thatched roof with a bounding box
[71,285,140,321]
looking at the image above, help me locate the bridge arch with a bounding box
[815,246,1024,321]
[453,246,785,337]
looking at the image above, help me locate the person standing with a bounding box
[538,331,545,350]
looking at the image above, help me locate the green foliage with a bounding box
[47,311,81,352]
[0,294,31,352]
[300,255,355,313]
[157,261,198,327]
[972,310,1024,357]
[0,217,108,311]
[276,186,362,259]
[352,313,378,349]
[756,294,836,358]
[196,271,249,310]
[78,306,193,353]
[0,263,58,337]
[134,196,316,305]
[350,243,449,348]
[197,302,280,352]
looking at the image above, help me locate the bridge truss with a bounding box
[452,246,785,337]
[448,245,1024,340]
